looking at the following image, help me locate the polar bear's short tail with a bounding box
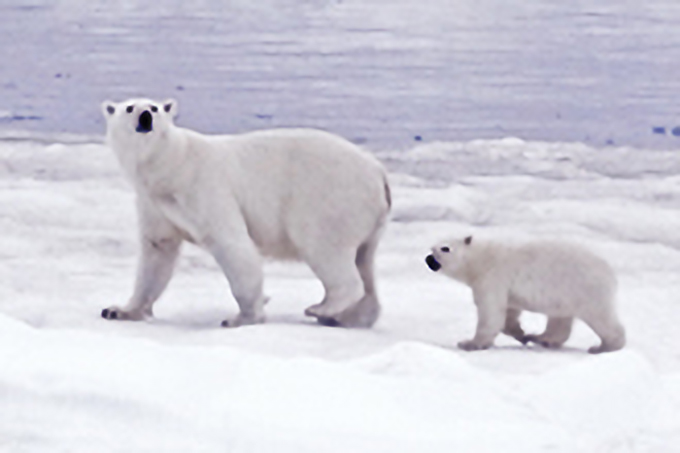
[383,174,392,210]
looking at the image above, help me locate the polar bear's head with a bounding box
[101,98,178,144]
[426,236,473,280]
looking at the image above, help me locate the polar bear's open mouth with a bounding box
[136,110,153,133]
[425,254,441,272]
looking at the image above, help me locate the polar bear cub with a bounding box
[426,236,625,353]
[100,98,391,328]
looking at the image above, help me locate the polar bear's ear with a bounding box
[163,99,178,118]
[102,101,116,117]
[464,236,473,245]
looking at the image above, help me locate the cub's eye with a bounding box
[126,105,134,113]
[150,105,158,112]
[440,247,450,253]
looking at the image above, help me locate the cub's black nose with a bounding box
[136,110,153,133]
[426,254,441,272]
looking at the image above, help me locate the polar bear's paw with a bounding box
[522,334,566,349]
[221,313,266,328]
[331,297,380,328]
[305,295,380,329]
[101,306,148,321]
[587,341,624,354]
[304,301,353,320]
[303,302,327,319]
[457,340,492,351]
[315,316,342,327]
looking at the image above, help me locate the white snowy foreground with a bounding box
[1,136,680,452]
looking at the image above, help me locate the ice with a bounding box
[2,136,680,451]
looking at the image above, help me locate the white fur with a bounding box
[428,237,626,353]
[101,98,390,328]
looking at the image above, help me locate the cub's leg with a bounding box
[102,197,181,321]
[502,308,527,344]
[581,312,626,354]
[523,317,574,349]
[458,286,507,351]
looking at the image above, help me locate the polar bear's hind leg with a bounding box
[329,234,383,328]
[304,247,365,325]
[582,312,626,354]
[307,224,384,328]
[523,316,574,349]
[502,308,527,343]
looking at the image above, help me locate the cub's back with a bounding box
[508,241,616,312]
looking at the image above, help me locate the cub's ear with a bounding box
[464,236,473,245]
[162,98,178,118]
[101,101,116,117]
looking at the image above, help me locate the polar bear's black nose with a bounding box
[136,110,153,133]
[426,254,441,272]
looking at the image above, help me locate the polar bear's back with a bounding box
[207,128,390,257]
[506,241,617,316]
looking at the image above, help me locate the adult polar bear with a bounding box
[100,98,391,328]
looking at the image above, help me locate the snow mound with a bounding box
[2,136,680,451]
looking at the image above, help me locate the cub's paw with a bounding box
[221,313,265,328]
[101,306,140,321]
[522,335,565,349]
[457,340,492,352]
[304,303,325,319]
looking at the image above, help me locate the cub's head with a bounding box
[101,98,178,143]
[425,236,473,280]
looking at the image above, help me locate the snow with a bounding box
[2,136,680,452]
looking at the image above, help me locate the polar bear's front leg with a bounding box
[206,236,267,327]
[458,287,507,351]
[102,235,182,321]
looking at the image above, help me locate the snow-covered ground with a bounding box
[1,136,680,452]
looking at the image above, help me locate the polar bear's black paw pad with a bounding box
[316,316,341,327]
[101,308,118,320]
[519,335,532,345]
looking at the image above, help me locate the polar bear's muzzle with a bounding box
[136,110,153,133]
[425,254,441,272]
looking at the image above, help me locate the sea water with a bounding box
[1,0,680,149]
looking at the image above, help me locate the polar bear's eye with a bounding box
[126,105,134,113]
[150,105,158,113]
[441,247,450,253]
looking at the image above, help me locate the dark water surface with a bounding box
[2,0,680,149]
